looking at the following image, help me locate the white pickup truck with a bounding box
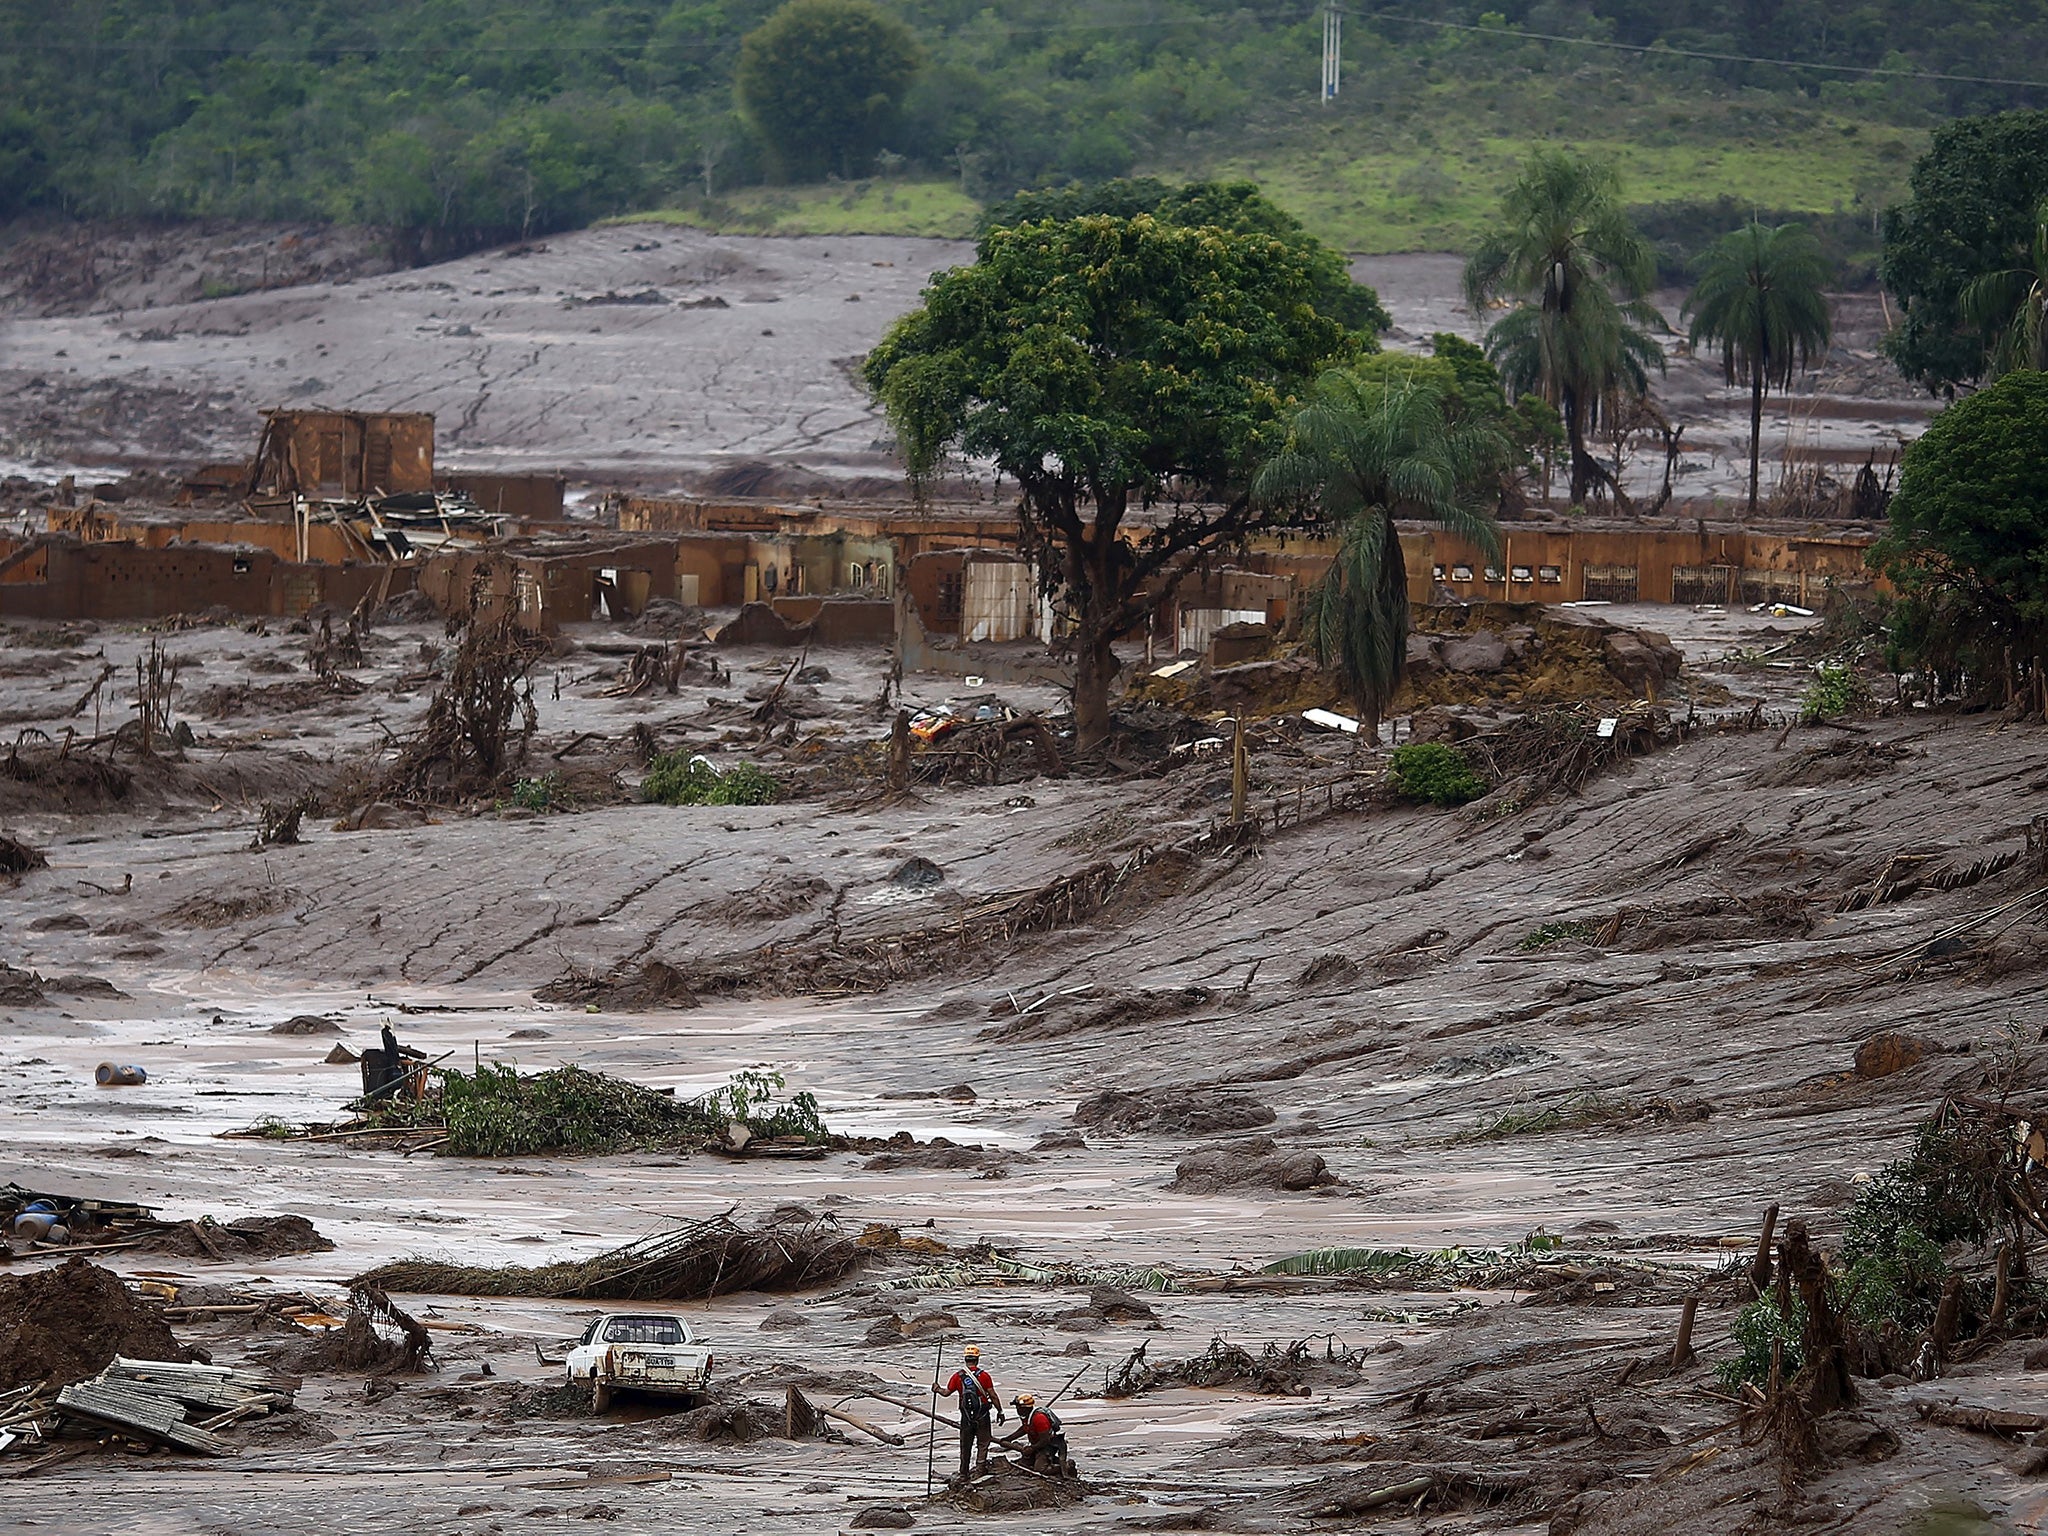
[565,1313,713,1411]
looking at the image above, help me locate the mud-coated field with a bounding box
[1,604,2043,1535]
[0,223,1931,502]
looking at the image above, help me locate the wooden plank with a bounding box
[55,1382,232,1455]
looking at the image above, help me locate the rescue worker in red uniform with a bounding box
[933,1343,1004,1480]
[997,1391,1070,1475]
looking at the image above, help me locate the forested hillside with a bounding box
[1,0,2044,257]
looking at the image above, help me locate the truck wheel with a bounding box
[591,1379,612,1413]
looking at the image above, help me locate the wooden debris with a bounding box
[8,1358,294,1460]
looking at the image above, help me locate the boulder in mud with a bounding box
[1406,708,1476,745]
[1074,1088,1275,1137]
[861,1144,1013,1174]
[271,1014,340,1035]
[1602,629,1682,696]
[1169,1136,1334,1195]
[1854,1031,1939,1080]
[1440,629,1509,674]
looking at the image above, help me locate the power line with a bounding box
[1348,8,2048,93]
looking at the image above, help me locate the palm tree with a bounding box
[1463,151,1663,506]
[1684,221,1834,516]
[1255,365,1505,736]
[1960,200,2048,378]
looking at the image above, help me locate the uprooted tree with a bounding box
[378,566,546,801]
[863,210,1366,749]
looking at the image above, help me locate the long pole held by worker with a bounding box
[1042,1359,1092,1412]
[925,1338,944,1497]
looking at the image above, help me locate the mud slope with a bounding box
[0,225,972,484]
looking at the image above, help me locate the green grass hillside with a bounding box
[627,61,1923,263]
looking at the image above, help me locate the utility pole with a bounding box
[1321,3,1342,103]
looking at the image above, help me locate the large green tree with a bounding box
[1882,111,2048,392]
[1683,221,1834,517]
[1872,370,2048,703]
[1253,361,1506,735]
[1464,151,1663,507]
[981,178,1392,336]
[1959,199,2048,378]
[735,0,921,182]
[863,213,1359,747]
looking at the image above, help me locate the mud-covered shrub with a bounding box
[643,754,780,806]
[1717,1295,1807,1391]
[1838,1108,2004,1333]
[1387,742,1485,806]
[509,773,561,811]
[1799,663,1868,724]
[1844,1224,1949,1334]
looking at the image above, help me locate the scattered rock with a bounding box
[760,1308,811,1331]
[881,1083,977,1102]
[1295,953,1362,987]
[1406,707,1477,745]
[1064,1339,1092,1357]
[1059,1285,1159,1329]
[1034,1131,1086,1151]
[324,1043,361,1064]
[28,912,89,931]
[338,802,430,832]
[889,857,945,891]
[0,962,46,1011]
[509,1027,552,1040]
[44,974,126,998]
[1074,1088,1275,1137]
[861,1313,907,1346]
[1168,1137,1335,1195]
[851,1507,915,1528]
[1440,629,1509,674]
[1854,1031,1938,1080]
[271,1014,340,1035]
[862,1146,1013,1174]
[1602,629,1683,696]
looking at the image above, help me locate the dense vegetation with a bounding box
[1,1,2042,256]
[1874,370,2048,698]
[864,187,1366,745]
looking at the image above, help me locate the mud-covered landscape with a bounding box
[2,589,2044,1535]
[0,224,1929,501]
[4,24,2048,1527]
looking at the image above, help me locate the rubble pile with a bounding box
[0,1258,194,1392]
[353,1210,862,1302]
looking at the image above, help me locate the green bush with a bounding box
[1844,1224,1950,1334]
[434,1063,832,1155]
[695,1068,830,1142]
[510,772,560,811]
[642,753,780,806]
[1799,663,1869,723]
[1716,1295,1807,1391]
[1387,742,1487,806]
[439,1063,702,1157]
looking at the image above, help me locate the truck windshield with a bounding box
[603,1317,686,1345]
